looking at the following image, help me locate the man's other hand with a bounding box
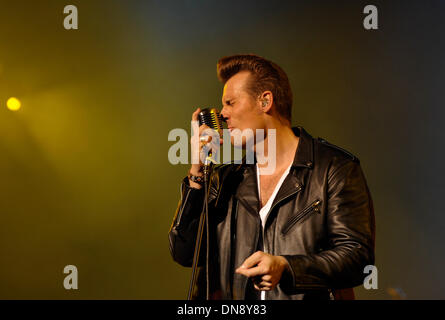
[235,251,289,291]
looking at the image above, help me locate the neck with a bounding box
[255,119,299,172]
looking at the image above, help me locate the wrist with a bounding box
[277,256,290,271]
[188,168,204,188]
[189,165,203,176]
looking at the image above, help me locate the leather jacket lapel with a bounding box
[234,165,260,216]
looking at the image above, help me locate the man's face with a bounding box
[220,71,265,147]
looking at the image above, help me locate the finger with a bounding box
[200,134,215,151]
[200,141,212,152]
[252,276,272,287]
[236,265,263,278]
[259,281,272,287]
[199,124,212,136]
[200,136,211,143]
[200,127,221,153]
[254,284,271,291]
[192,123,210,145]
[240,251,264,269]
[262,275,272,282]
[192,108,201,121]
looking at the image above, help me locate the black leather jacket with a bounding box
[169,126,375,300]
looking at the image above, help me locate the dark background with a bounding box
[0,0,444,299]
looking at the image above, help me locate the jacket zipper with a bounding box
[265,184,304,228]
[281,199,321,235]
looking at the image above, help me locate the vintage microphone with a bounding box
[187,108,224,300]
[198,108,224,165]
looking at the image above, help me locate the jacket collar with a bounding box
[291,126,314,169]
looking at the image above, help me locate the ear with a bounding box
[259,91,273,113]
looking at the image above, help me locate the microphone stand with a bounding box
[187,156,213,300]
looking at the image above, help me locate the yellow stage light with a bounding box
[7,97,21,111]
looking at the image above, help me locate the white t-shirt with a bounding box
[255,162,293,299]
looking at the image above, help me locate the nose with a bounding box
[220,106,229,122]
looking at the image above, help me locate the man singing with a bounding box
[168,54,375,300]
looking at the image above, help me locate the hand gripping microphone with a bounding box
[198,108,224,165]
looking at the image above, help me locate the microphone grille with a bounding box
[198,108,223,131]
